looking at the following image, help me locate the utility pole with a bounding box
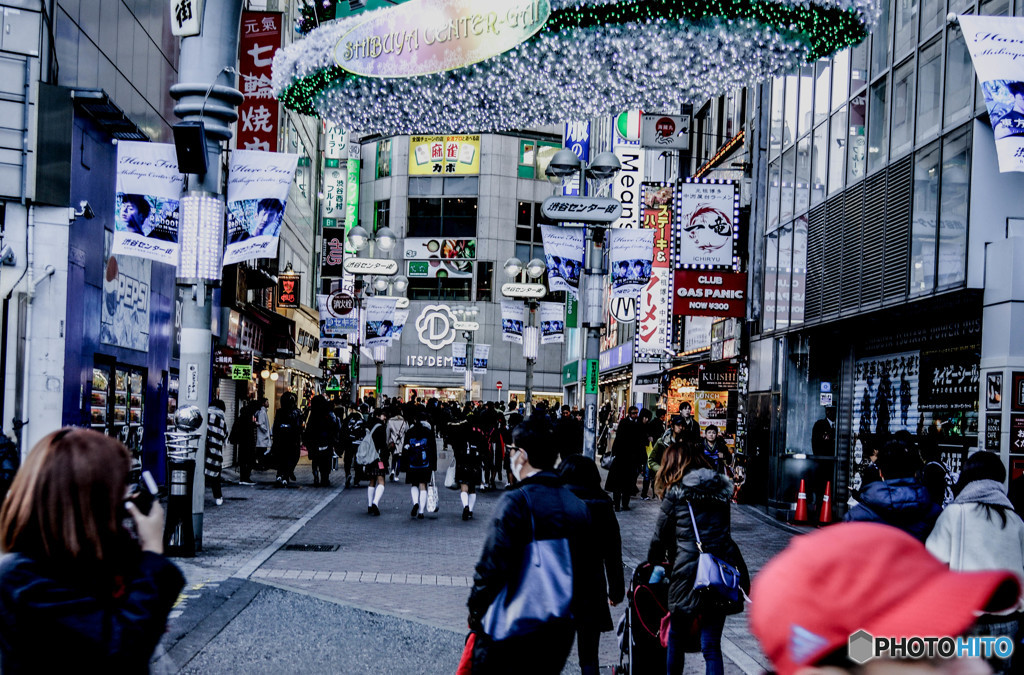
[169,0,244,549]
[524,298,537,417]
[581,224,605,460]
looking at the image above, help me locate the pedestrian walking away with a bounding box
[356,409,390,516]
[230,398,258,485]
[272,392,304,487]
[648,440,749,675]
[304,395,341,487]
[451,413,487,520]
[343,405,367,488]
[205,399,228,505]
[558,455,625,675]
[605,406,647,512]
[254,396,272,471]
[386,405,409,482]
[0,428,184,671]
[404,411,437,519]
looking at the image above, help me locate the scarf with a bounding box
[953,479,1014,509]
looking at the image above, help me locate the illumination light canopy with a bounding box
[273,0,880,135]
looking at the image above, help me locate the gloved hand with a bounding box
[649,565,666,584]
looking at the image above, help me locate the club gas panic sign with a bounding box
[672,270,747,318]
[336,0,551,79]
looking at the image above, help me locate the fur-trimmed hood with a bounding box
[668,468,734,502]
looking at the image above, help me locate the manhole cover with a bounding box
[281,544,340,552]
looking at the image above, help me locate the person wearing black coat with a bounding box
[553,405,584,461]
[303,395,341,487]
[559,455,625,675]
[272,392,304,487]
[605,406,647,511]
[451,415,487,520]
[648,441,749,675]
[467,417,594,674]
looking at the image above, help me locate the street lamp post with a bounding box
[503,256,547,418]
[345,225,398,405]
[370,273,408,403]
[452,305,479,402]
[544,149,622,459]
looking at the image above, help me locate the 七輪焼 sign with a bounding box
[335,0,551,79]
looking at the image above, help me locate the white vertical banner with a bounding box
[473,343,490,373]
[452,342,467,373]
[677,181,738,268]
[608,228,655,299]
[959,14,1024,172]
[540,301,565,344]
[501,300,525,344]
[113,141,184,265]
[364,296,399,348]
[390,309,410,342]
[611,140,644,227]
[224,150,300,264]
[540,225,585,300]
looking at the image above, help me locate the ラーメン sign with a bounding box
[335,0,551,79]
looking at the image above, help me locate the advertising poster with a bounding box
[452,342,467,373]
[404,238,476,260]
[321,226,347,277]
[224,150,299,265]
[318,292,358,335]
[101,230,151,352]
[919,348,981,412]
[540,225,585,299]
[390,309,410,342]
[696,391,730,432]
[540,302,565,344]
[608,228,655,299]
[364,296,399,348]
[501,300,524,344]
[959,15,1024,172]
[408,135,481,175]
[672,270,747,318]
[237,11,282,152]
[473,343,490,373]
[113,141,183,265]
[677,181,738,268]
[853,351,920,438]
[611,140,643,229]
[636,183,675,363]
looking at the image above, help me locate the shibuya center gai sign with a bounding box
[335,0,551,78]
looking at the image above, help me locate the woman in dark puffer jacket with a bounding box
[648,440,749,675]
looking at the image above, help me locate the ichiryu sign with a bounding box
[541,196,622,222]
[343,258,399,275]
[502,282,546,298]
[336,0,551,79]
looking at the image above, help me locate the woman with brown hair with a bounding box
[0,428,184,672]
[648,440,749,675]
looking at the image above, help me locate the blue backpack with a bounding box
[406,435,430,470]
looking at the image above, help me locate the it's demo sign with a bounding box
[673,270,747,318]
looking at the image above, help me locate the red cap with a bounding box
[750,523,1021,675]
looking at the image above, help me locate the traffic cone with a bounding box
[819,481,833,525]
[794,479,809,522]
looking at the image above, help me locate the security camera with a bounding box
[0,244,15,267]
[79,200,95,220]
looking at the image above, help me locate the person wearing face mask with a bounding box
[467,416,595,673]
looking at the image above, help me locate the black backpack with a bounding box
[275,409,302,446]
[406,432,431,470]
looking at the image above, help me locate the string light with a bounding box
[273,0,879,134]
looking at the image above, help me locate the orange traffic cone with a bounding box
[819,481,833,525]
[794,479,809,522]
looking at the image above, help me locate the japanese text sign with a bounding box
[237,11,282,152]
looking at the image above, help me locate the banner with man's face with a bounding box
[224,150,299,265]
[540,226,585,300]
[113,141,183,266]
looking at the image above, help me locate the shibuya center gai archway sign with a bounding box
[273,0,880,134]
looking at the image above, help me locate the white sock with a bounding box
[367,486,375,507]
[411,486,419,504]
[460,491,469,508]
[373,484,385,505]
[469,493,477,511]
[419,488,427,511]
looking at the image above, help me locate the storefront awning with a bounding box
[282,358,321,378]
[393,373,466,387]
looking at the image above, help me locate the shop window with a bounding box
[476,261,493,302]
[910,142,940,295]
[376,139,392,178]
[943,25,973,128]
[408,276,471,301]
[937,126,970,289]
[893,0,918,59]
[870,0,891,76]
[811,124,827,206]
[847,91,867,184]
[373,199,390,233]
[827,107,847,196]
[407,196,477,237]
[516,201,555,262]
[867,78,888,173]
[890,59,916,159]
[916,39,942,143]
[518,139,560,179]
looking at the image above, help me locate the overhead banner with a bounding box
[676,180,739,269]
[113,141,183,265]
[959,14,1024,172]
[608,228,655,299]
[318,292,358,335]
[237,11,282,152]
[364,296,400,348]
[540,302,565,344]
[473,343,490,373]
[391,309,410,342]
[452,342,467,373]
[540,225,584,300]
[224,150,299,265]
[636,184,675,363]
[501,300,524,344]
[408,135,480,175]
[321,226,347,277]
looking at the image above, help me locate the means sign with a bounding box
[502,282,546,299]
[343,258,399,275]
[541,196,622,222]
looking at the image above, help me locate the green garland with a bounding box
[280,0,869,118]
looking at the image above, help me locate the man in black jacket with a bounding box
[467,416,594,673]
[553,405,583,461]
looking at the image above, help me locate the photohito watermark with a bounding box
[848,630,1014,664]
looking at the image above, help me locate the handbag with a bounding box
[445,458,458,490]
[600,454,614,470]
[481,489,574,641]
[427,472,440,513]
[686,501,741,603]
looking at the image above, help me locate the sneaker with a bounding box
[371,504,381,516]
[462,506,470,521]
[215,498,224,506]
[417,512,425,520]
[411,503,419,518]
[275,477,285,488]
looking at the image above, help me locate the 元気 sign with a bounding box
[672,270,747,318]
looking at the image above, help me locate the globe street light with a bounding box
[503,256,548,417]
[526,257,546,280]
[346,225,370,251]
[453,305,480,403]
